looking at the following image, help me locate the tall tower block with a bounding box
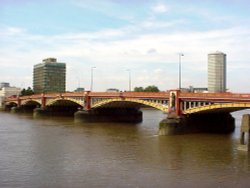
[208,51,226,93]
[33,58,66,94]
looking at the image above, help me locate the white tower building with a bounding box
[208,51,226,93]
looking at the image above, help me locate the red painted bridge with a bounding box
[4,90,250,116]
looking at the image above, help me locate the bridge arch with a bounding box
[44,98,83,116]
[4,101,18,110]
[21,99,41,106]
[184,102,250,114]
[91,98,168,112]
[5,101,18,106]
[46,97,84,107]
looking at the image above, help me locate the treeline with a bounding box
[20,87,34,96]
[134,85,160,92]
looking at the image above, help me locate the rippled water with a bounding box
[0,109,250,188]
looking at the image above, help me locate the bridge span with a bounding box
[4,90,250,135]
[5,90,250,114]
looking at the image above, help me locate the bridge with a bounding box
[4,90,250,135]
[4,90,250,114]
[4,91,169,112]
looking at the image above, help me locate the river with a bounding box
[0,109,250,188]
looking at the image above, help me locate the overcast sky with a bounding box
[0,0,250,92]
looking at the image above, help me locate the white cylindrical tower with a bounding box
[208,51,226,93]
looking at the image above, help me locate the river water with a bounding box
[0,109,250,188]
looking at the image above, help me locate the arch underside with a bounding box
[45,99,82,115]
[5,101,18,106]
[46,99,82,107]
[22,100,41,106]
[184,103,250,114]
[16,99,82,109]
[91,98,168,112]
[46,98,83,107]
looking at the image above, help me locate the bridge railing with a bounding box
[122,92,168,99]
[89,92,169,99]
[5,91,169,103]
[180,92,250,99]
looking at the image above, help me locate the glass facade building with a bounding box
[33,58,66,94]
[208,51,226,93]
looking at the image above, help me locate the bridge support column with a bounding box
[159,116,184,135]
[238,114,250,152]
[41,93,46,110]
[33,108,48,118]
[159,113,235,135]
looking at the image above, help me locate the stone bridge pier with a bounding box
[238,114,250,151]
[159,90,235,135]
[74,108,142,123]
[159,113,235,135]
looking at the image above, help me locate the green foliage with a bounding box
[20,87,34,96]
[144,85,160,92]
[134,87,144,92]
[134,85,160,92]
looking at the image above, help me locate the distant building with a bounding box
[0,86,21,107]
[106,88,119,92]
[180,86,208,93]
[189,86,208,93]
[74,87,85,92]
[208,51,226,93]
[0,82,10,89]
[33,58,66,94]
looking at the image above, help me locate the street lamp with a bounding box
[90,67,96,91]
[126,69,131,91]
[178,53,184,90]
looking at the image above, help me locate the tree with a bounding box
[134,87,144,92]
[144,85,160,92]
[20,87,34,96]
[133,85,160,92]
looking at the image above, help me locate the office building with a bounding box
[0,85,21,107]
[33,58,66,94]
[208,51,226,93]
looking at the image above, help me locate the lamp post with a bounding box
[126,69,131,91]
[90,67,96,91]
[178,53,184,90]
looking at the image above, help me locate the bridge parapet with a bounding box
[180,92,250,100]
[183,102,250,114]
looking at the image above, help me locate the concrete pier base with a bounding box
[33,108,48,118]
[159,117,185,135]
[159,113,235,135]
[74,108,142,123]
[10,106,21,113]
[238,114,250,152]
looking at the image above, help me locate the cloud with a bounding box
[0,26,26,36]
[147,48,157,55]
[1,21,250,92]
[151,3,169,13]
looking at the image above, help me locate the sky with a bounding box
[0,0,250,92]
